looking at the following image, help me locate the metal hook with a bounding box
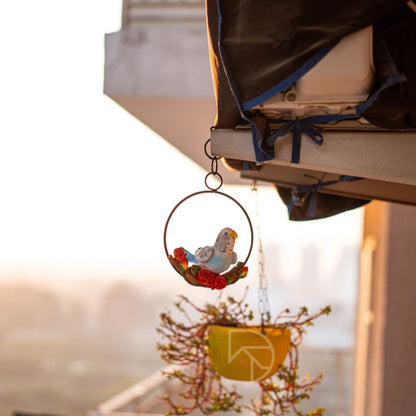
[204,139,216,161]
[204,139,224,191]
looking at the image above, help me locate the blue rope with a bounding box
[266,118,325,164]
[241,43,336,111]
[287,175,360,217]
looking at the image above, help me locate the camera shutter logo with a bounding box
[227,328,275,381]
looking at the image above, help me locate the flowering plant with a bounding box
[170,247,248,289]
[157,291,331,415]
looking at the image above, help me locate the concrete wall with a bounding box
[354,201,416,416]
[104,1,230,180]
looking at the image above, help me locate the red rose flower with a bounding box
[173,247,187,262]
[197,268,216,286]
[209,276,227,290]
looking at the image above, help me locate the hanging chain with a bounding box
[204,139,223,191]
[251,181,271,329]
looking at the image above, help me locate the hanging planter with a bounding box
[207,325,291,381]
[157,293,331,416]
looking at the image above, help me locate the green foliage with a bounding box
[157,291,331,415]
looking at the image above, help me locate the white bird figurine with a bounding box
[183,227,238,274]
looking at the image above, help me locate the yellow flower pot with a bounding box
[207,325,291,381]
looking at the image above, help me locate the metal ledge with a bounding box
[210,128,416,187]
[210,127,416,204]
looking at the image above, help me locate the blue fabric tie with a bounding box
[266,118,325,164]
[287,175,360,217]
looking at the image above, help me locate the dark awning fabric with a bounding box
[276,186,370,221]
[362,5,416,128]
[206,0,414,221]
[206,0,410,128]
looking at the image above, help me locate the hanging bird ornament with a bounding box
[170,226,246,290]
[163,140,253,289]
[184,227,238,274]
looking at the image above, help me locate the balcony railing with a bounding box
[88,347,354,416]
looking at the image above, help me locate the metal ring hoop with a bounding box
[163,190,254,272]
[204,172,223,191]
